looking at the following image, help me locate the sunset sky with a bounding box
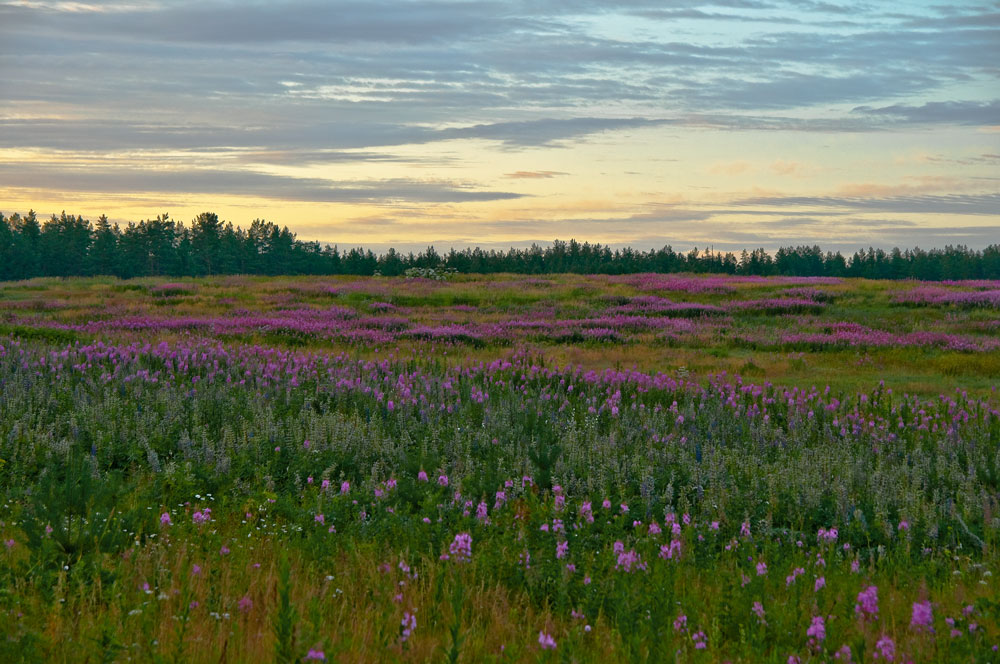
[1,0,997,253]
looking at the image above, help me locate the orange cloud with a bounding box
[707,161,752,176]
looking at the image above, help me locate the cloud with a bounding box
[0,116,674,152]
[0,163,526,203]
[503,170,568,179]
[708,161,753,176]
[734,192,1000,215]
[852,100,1000,126]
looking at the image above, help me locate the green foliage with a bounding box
[273,552,298,664]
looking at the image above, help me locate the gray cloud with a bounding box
[0,116,674,151]
[733,193,1000,215]
[852,100,1000,125]
[0,163,525,203]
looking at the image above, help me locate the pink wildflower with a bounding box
[855,585,879,618]
[160,512,171,525]
[659,539,682,560]
[238,595,253,614]
[538,631,557,650]
[401,611,417,643]
[874,635,895,661]
[449,532,472,562]
[834,644,853,661]
[911,600,933,631]
[807,615,826,643]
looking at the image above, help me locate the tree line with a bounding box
[1,210,998,281]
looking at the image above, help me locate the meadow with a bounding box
[0,272,998,662]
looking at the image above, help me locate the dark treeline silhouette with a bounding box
[2,210,999,281]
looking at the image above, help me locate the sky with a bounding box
[1,0,998,253]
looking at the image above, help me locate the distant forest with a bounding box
[2,210,999,281]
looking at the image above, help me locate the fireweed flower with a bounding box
[741,521,752,538]
[807,615,826,643]
[556,541,568,559]
[659,539,682,560]
[814,576,826,592]
[538,631,557,650]
[817,527,838,543]
[615,547,646,572]
[438,474,449,487]
[238,595,253,614]
[752,601,766,625]
[855,586,879,618]
[160,512,172,526]
[691,631,707,650]
[340,481,350,494]
[874,635,895,661]
[673,615,687,633]
[417,470,428,482]
[756,561,768,576]
[400,612,417,643]
[449,532,472,562]
[304,649,325,661]
[911,600,933,631]
[476,502,489,523]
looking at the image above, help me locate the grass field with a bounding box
[0,273,998,662]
